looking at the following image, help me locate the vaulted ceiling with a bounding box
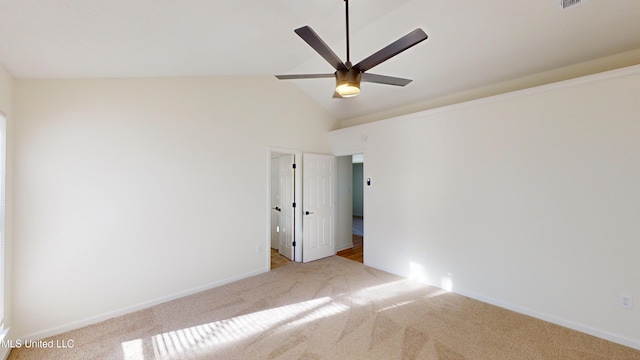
[2,0,640,120]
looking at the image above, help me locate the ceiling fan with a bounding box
[275,0,428,98]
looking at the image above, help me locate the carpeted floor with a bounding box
[8,256,640,359]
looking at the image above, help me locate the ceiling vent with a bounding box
[561,0,582,9]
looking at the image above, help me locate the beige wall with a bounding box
[330,65,640,349]
[12,76,337,338]
[0,66,12,113]
[0,64,14,360]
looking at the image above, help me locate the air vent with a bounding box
[561,0,582,9]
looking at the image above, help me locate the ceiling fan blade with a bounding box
[275,73,335,80]
[354,29,428,72]
[295,26,347,71]
[361,73,412,86]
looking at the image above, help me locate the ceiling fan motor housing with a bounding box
[336,68,362,97]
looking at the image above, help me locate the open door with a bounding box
[270,156,281,250]
[278,154,295,260]
[302,153,337,263]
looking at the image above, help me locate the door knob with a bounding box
[305,211,314,215]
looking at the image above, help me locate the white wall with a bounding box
[13,76,337,339]
[336,156,353,252]
[0,64,14,360]
[330,65,640,349]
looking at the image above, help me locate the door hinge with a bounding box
[292,202,296,208]
[292,163,297,169]
[292,241,296,247]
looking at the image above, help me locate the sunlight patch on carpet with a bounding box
[121,296,348,359]
[377,300,415,313]
[346,279,425,305]
[121,338,144,360]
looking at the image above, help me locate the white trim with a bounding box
[331,152,366,263]
[333,150,365,157]
[331,63,640,135]
[365,261,405,278]
[0,114,6,359]
[20,267,268,341]
[333,149,365,157]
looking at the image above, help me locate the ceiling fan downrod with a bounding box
[345,0,351,66]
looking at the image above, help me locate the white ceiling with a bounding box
[1,0,640,120]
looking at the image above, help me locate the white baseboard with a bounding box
[21,267,269,341]
[364,262,640,351]
[364,261,408,278]
[454,288,640,351]
[336,243,354,252]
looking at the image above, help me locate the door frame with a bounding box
[267,147,303,266]
[334,150,365,264]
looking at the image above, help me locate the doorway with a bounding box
[269,149,301,270]
[268,149,338,269]
[336,154,364,263]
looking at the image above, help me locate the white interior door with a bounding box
[303,153,337,263]
[270,156,280,249]
[278,154,295,260]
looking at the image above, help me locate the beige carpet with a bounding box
[8,256,640,359]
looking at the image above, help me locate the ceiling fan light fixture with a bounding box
[336,68,361,98]
[336,83,360,97]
